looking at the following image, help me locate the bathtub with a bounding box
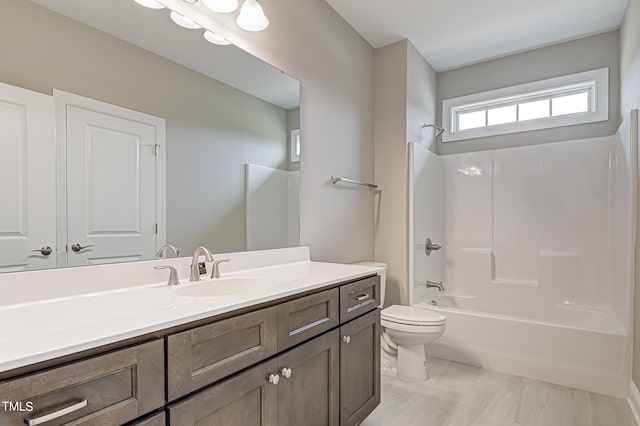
[415,292,630,398]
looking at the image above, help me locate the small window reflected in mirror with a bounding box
[291,129,301,162]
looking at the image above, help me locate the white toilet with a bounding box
[355,262,446,382]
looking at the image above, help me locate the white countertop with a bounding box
[0,257,382,373]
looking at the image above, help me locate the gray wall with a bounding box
[374,41,409,307]
[620,0,640,390]
[171,0,376,263]
[437,31,621,155]
[0,0,289,255]
[374,40,437,307]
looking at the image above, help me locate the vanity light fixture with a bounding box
[133,0,165,9]
[204,30,232,45]
[170,10,202,29]
[236,0,269,31]
[202,0,239,13]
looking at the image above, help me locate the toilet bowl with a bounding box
[354,262,447,382]
[381,305,446,381]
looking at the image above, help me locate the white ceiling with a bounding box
[31,0,299,109]
[325,0,629,72]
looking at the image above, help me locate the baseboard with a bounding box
[628,382,640,426]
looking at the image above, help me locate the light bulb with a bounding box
[170,11,202,29]
[236,0,269,32]
[202,0,239,13]
[204,30,232,45]
[134,0,165,9]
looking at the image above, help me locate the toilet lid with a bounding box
[382,305,446,326]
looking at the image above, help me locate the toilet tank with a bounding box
[353,261,387,307]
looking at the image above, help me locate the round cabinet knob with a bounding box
[32,246,53,256]
[342,335,351,344]
[281,368,292,378]
[71,243,94,253]
[268,374,280,385]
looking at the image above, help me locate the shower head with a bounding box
[422,123,446,137]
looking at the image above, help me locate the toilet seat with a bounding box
[381,305,446,326]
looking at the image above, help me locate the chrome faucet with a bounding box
[426,281,445,291]
[156,244,180,258]
[190,246,214,281]
[211,259,231,279]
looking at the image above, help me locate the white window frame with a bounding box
[441,68,609,142]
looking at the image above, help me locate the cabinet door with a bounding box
[340,309,381,426]
[277,329,340,426]
[168,359,278,426]
[167,307,277,401]
[0,340,164,426]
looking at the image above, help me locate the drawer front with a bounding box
[0,340,164,426]
[168,359,278,426]
[339,276,380,324]
[167,306,278,401]
[277,288,339,351]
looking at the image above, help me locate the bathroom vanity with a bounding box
[0,249,382,426]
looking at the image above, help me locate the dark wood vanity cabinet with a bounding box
[0,274,380,426]
[166,275,380,426]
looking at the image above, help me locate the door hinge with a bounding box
[154,144,160,156]
[154,223,158,234]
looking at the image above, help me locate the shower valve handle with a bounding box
[425,238,442,256]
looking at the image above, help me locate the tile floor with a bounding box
[361,357,635,426]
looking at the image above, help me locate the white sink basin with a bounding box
[176,277,281,297]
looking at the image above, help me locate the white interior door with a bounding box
[0,82,56,272]
[64,99,164,267]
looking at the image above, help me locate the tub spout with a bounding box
[426,281,445,291]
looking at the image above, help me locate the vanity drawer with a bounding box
[277,288,339,351]
[0,340,164,426]
[339,276,380,324]
[167,306,278,401]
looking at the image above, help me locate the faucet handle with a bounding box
[211,259,231,279]
[154,265,181,286]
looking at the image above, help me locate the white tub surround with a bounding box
[0,246,383,373]
[409,110,638,398]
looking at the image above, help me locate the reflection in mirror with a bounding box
[0,0,300,273]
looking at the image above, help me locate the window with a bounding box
[442,68,609,142]
[290,129,300,162]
